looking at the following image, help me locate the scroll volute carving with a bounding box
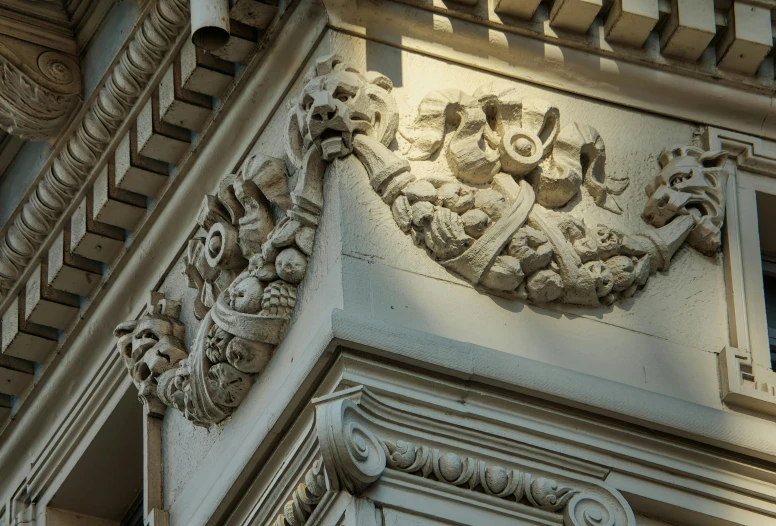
[0,35,82,141]
[311,389,636,526]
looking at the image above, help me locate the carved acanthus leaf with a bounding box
[0,36,81,141]
[272,459,327,526]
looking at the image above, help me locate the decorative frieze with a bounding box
[116,55,731,426]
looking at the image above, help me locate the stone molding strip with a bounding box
[397,0,775,83]
[324,0,776,141]
[0,0,190,301]
[0,1,279,426]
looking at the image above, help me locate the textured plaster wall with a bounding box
[155,29,732,508]
[159,253,226,509]
[325,32,727,407]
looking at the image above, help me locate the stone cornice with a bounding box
[265,387,637,525]
[0,0,190,302]
[324,0,776,140]
[370,0,776,89]
[0,0,315,508]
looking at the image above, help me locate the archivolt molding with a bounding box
[0,36,81,142]
[0,0,190,300]
[115,55,732,426]
[269,388,636,526]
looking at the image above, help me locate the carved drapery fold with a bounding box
[0,35,81,141]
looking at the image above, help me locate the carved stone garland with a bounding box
[269,391,636,526]
[115,54,403,425]
[116,55,730,424]
[391,86,729,305]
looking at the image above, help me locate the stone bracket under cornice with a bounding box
[268,386,637,526]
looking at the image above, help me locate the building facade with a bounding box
[0,1,776,525]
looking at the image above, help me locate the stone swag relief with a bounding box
[116,55,729,426]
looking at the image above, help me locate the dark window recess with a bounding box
[120,494,143,526]
[763,272,776,371]
[757,191,776,371]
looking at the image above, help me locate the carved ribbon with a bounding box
[444,180,535,284]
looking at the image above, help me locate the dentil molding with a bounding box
[116,55,732,426]
[0,0,190,301]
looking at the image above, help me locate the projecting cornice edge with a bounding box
[0,0,190,302]
[323,0,776,142]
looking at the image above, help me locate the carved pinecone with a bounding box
[260,281,297,317]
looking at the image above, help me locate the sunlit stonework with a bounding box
[115,55,730,427]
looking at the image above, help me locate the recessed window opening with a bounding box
[45,388,143,526]
[755,191,776,371]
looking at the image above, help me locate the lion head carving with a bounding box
[643,146,728,255]
[114,294,187,401]
[285,54,399,166]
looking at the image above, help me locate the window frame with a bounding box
[706,128,776,415]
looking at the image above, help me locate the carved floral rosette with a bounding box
[116,55,730,425]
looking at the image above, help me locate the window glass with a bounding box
[756,191,776,371]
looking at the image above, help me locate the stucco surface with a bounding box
[159,254,226,508]
[154,29,734,509]
[325,32,727,356]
